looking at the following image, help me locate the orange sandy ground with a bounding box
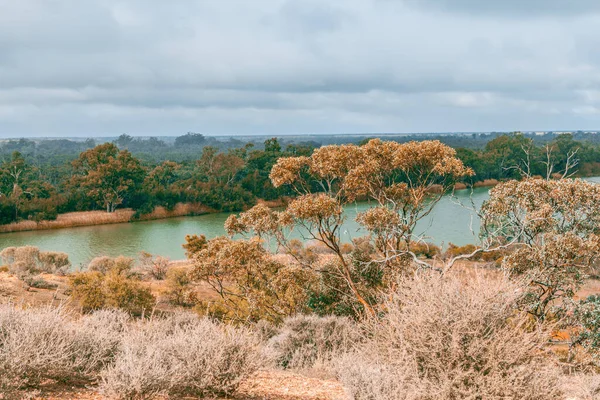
[3,370,346,400]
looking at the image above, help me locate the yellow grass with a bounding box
[474,178,499,188]
[0,209,135,233]
[0,203,214,234]
[137,203,213,221]
[256,197,289,208]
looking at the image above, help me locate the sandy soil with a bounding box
[5,370,346,400]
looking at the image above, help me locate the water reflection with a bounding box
[0,187,493,266]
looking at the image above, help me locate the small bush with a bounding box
[139,252,170,280]
[253,319,279,342]
[164,267,197,307]
[99,314,261,399]
[87,255,134,274]
[266,315,360,375]
[409,242,441,259]
[22,275,58,290]
[70,265,155,315]
[37,251,71,274]
[285,239,318,265]
[573,295,600,363]
[0,305,126,392]
[444,242,479,258]
[560,374,600,400]
[337,274,563,400]
[69,271,106,311]
[0,246,70,276]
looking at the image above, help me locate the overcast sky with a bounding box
[1,0,600,137]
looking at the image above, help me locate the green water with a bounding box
[0,187,495,268]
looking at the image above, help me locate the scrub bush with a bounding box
[99,314,262,399]
[337,274,562,400]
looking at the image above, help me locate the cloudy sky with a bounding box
[1,0,600,137]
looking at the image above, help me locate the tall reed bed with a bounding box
[0,203,213,234]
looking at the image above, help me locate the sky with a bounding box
[1,0,600,137]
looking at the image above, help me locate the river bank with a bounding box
[0,181,492,235]
[0,203,216,234]
[0,198,294,235]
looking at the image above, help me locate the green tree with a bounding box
[71,143,145,212]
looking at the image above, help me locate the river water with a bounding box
[1,178,598,268]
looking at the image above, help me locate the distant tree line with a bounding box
[1,132,599,225]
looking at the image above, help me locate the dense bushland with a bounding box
[2,131,600,226]
[264,314,361,376]
[0,306,261,398]
[99,314,262,399]
[337,274,563,399]
[0,306,127,393]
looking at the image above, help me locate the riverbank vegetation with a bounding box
[2,138,600,398]
[2,131,600,231]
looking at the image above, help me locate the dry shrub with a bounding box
[444,242,479,258]
[74,309,130,370]
[70,263,155,315]
[21,275,58,290]
[0,246,70,276]
[0,305,259,398]
[0,305,127,392]
[139,252,170,280]
[164,267,197,307]
[560,374,600,400]
[285,239,319,265]
[37,251,70,274]
[444,242,504,265]
[408,242,440,259]
[337,273,563,400]
[99,314,262,399]
[266,315,360,376]
[87,255,134,274]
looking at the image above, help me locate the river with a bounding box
[1,178,598,267]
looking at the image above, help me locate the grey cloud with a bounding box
[403,0,600,17]
[0,0,599,136]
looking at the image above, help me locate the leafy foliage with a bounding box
[69,259,155,315]
[482,178,600,319]
[574,295,600,363]
[189,237,316,323]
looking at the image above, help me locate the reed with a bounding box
[0,203,213,234]
[474,178,499,187]
[0,210,135,234]
[137,203,213,221]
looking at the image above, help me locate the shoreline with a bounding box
[0,198,289,235]
[0,203,215,235]
[0,182,497,235]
